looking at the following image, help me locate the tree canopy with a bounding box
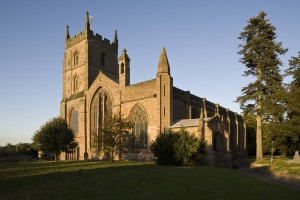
[237,11,287,159]
[32,117,77,161]
[276,52,300,155]
[150,129,206,166]
[101,114,132,162]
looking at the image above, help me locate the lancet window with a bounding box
[74,52,79,66]
[121,63,125,74]
[100,53,105,67]
[73,75,79,92]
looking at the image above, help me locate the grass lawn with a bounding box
[0,161,299,200]
[252,156,300,177]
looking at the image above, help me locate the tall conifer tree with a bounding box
[282,53,300,154]
[237,11,287,159]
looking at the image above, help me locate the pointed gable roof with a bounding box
[119,48,130,61]
[157,47,170,75]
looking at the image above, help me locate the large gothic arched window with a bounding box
[129,104,148,149]
[70,109,78,133]
[90,88,112,151]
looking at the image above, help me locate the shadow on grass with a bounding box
[237,156,300,192]
[0,161,299,200]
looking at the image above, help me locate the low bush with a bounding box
[150,129,205,166]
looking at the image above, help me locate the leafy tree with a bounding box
[151,129,205,166]
[32,117,77,161]
[5,143,16,153]
[237,11,287,159]
[101,114,132,162]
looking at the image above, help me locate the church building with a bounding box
[60,12,247,164]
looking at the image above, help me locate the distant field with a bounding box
[0,161,299,200]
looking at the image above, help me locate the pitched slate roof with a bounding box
[171,118,200,128]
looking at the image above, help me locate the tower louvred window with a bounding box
[74,52,79,66]
[121,63,125,74]
[101,53,105,67]
[73,75,79,92]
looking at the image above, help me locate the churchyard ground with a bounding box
[0,160,299,200]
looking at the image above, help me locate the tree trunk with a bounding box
[118,137,122,160]
[55,153,58,162]
[256,66,263,160]
[256,113,263,160]
[111,150,114,162]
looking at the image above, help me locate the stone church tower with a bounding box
[60,12,247,163]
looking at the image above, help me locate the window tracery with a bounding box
[129,104,148,149]
[90,89,112,151]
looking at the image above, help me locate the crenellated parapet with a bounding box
[173,87,202,106]
[66,30,118,52]
[65,11,118,52]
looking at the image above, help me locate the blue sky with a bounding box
[1,0,300,145]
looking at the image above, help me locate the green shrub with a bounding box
[150,129,205,166]
[231,163,239,169]
[150,132,178,165]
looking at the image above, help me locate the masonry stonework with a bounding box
[60,12,247,163]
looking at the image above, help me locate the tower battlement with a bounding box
[66,29,117,52]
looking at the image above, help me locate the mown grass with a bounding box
[252,156,300,177]
[0,161,299,200]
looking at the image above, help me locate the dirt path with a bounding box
[237,167,300,192]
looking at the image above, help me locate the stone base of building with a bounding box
[122,149,153,161]
[201,150,247,167]
[235,151,248,159]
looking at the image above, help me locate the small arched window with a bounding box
[74,52,79,66]
[121,63,125,74]
[73,75,79,92]
[100,53,105,67]
[70,109,78,133]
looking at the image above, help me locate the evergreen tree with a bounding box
[243,114,257,156]
[281,52,300,155]
[150,129,206,166]
[237,11,287,159]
